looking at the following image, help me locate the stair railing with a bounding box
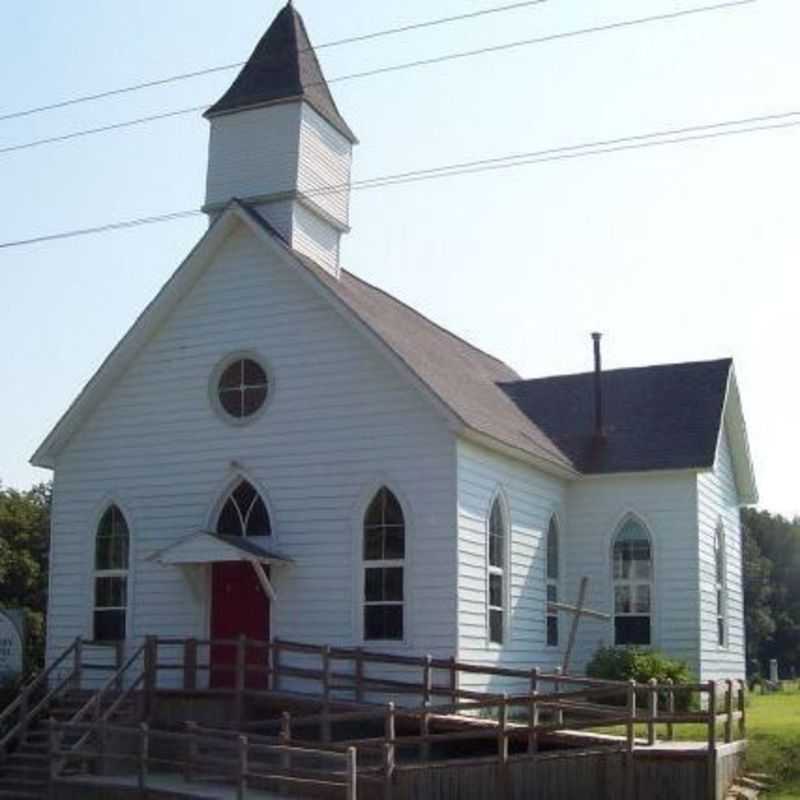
[0,637,82,762]
[65,641,147,756]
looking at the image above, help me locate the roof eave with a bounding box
[30,203,243,469]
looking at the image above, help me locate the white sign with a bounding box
[0,611,24,679]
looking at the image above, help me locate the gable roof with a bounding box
[205,3,357,143]
[30,202,575,476]
[499,359,733,473]
[30,200,757,501]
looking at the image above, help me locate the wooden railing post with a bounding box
[72,637,83,691]
[354,647,364,704]
[346,746,357,800]
[422,654,433,706]
[707,681,717,800]
[184,639,197,691]
[272,641,281,693]
[138,722,149,792]
[448,656,457,701]
[625,680,636,800]
[235,635,246,728]
[647,678,658,746]
[97,718,108,776]
[184,721,198,783]
[383,741,395,800]
[321,645,332,743]
[738,680,746,738]
[384,700,396,799]
[666,678,675,741]
[420,701,431,762]
[47,718,59,800]
[528,667,539,754]
[724,679,734,743]
[554,667,564,726]
[497,694,509,800]
[237,734,248,800]
[279,712,291,796]
[114,641,124,692]
[143,636,157,721]
[18,686,30,742]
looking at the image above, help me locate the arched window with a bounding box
[216,480,271,536]
[363,488,405,641]
[546,517,560,647]
[488,496,507,645]
[612,518,652,646]
[94,505,130,642]
[715,524,727,647]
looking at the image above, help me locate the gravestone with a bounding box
[769,658,779,683]
[0,610,25,682]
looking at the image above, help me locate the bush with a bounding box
[586,646,692,685]
[586,646,694,710]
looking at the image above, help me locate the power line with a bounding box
[0,1,548,123]
[1,106,796,251]
[0,0,755,157]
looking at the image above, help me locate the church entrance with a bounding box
[209,561,270,689]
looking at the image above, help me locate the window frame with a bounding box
[611,516,654,647]
[715,523,727,648]
[215,479,272,538]
[92,503,131,644]
[210,351,273,426]
[486,492,509,647]
[361,487,407,644]
[546,515,560,648]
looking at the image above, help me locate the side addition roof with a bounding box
[498,359,757,502]
[205,2,357,143]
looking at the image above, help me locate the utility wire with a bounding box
[1,106,797,251]
[0,1,548,123]
[0,0,755,157]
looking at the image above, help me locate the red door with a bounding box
[210,561,270,689]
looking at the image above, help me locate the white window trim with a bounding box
[360,487,408,646]
[92,504,131,644]
[715,523,728,648]
[611,515,654,647]
[546,515,560,649]
[486,491,510,648]
[209,350,274,427]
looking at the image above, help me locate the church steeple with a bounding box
[203,3,356,276]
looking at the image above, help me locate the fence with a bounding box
[48,719,359,799]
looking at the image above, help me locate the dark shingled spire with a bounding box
[205,3,357,143]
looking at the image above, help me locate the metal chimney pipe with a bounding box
[591,332,603,437]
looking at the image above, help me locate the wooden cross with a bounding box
[547,576,610,674]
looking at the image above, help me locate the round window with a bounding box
[216,357,269,420]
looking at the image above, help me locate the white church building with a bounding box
[33,3,757,688]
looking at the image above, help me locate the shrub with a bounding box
[586,646,694,710]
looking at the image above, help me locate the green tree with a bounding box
[0,481,51,671]
[742,508,800,677]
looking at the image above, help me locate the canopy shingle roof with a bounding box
[206,3,357,143]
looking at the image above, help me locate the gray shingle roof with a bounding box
[242,204,731,478]
[205,3,357,143]
[499,359,732,474]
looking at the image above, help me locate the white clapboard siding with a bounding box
[205,100,351,277]
[696,424,746,681]
[205,103,302,208]
[297,104,352,227]
[456,439,566,694]
[565,472,700,676]
[46,221,458,680]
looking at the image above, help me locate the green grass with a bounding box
[741,683,800,798]
[586,683,800,797]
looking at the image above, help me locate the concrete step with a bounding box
[728,784,759,800]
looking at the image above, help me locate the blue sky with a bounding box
[1,0,798,517]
